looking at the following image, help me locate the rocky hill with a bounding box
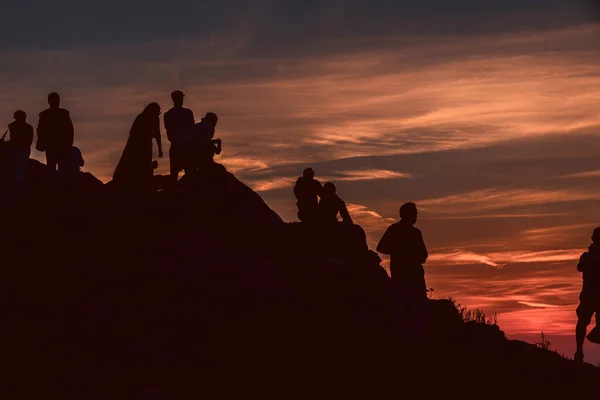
[0,160,598,398]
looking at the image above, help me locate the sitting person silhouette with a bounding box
[293,167,323,223]
[196,112,221,168]
[377,202,428,336]
[575,227,600,363]
[317,182,352,224]
[6,110,34,190]
[113,103,163,191]
[183,112,221,173]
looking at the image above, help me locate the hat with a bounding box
[171,90,185,98]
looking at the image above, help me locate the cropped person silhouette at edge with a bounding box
[293,167,323,223]
[36,92,74,173]
[377,202,428,337]
[164,90,195,183]
[113,102,163,191]
[317,182,352,224]
[6,110,34,190]
[574,227,600,363]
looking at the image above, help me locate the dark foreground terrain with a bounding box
[1,160,598,399]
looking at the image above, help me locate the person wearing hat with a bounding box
[575,227,600,362]
[163,90,195,182]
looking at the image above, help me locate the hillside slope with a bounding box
[0,161,598,398]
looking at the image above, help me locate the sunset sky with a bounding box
[1,0,600,361]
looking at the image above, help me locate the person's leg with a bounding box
[169,145,180,183]
[46,149,58,171]
[13,148,29,190]
[575,293,593,361]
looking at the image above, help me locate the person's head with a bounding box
[323,182,336,197]
[48,92,60,108]
[400,202,418,225]
[592,227,600,243]
[202,112,218,127]
[303,167,315,180]
[144,102,161,116]
[13,110,27,122]
[171,90,185,107]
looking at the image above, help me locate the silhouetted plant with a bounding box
[447,298,498,326]
[535,332,552,351]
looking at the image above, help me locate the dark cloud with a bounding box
[0,0,593,52]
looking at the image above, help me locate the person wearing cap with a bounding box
[574,227,600,363]
[163,90,195,182]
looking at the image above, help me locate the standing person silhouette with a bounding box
[36,92,74,172]
[293,167,323,223]
[164,90,195,183]
[7,110,34,190]
[377,202,428,337]
[574,227,600,363]
[113,103,163,191]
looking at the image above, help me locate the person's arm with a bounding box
[418,230,428,264]
[339,200,353,224]
[315,180,324,198]
[78,148,85,167]
[163,111,171,142]
[577,252,589,273]
[377,226,394,255]
[65,111,75,147]
[27,125,34,148]
[37,113,46,144]
[154,118,163,157]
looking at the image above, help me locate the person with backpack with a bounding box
[574,227,600,363]
[164,90,195,183]
[36,92,74,173]
[6,110,34,190]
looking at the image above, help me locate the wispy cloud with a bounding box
[428,249,583,268]
[418,188,600,213]
[558,169,600,179]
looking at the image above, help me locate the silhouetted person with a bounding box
[293,167,323,223]
[575,227,600,362]
[164,90,195,182]
[377,202,428,336]
[187,112,220,171]
[66,145,84,178]
[317,182,352,224]
[36,92,74,172]
[7,110,33,189]
[113,103,163,191]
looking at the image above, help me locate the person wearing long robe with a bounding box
[113,103,163,191]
